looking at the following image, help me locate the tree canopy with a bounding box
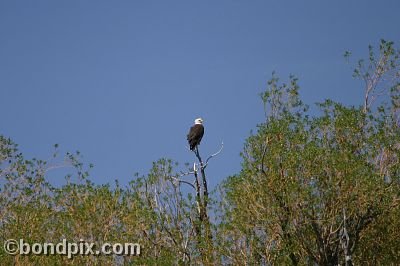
[1,40,399,265]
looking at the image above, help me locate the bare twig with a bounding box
[203,142,224,169]
[170,175,196,190]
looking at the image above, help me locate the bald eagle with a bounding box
[187,118,204,151]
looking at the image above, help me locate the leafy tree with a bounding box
[1,40,399,265]
[0,136,221,265]
[218,39,400,265]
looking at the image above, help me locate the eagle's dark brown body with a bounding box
[187,123,204,151]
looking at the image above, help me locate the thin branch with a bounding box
[260,137,272,176]
[203,142,224,169]
[44,162,73,173]
[170,175,196,190]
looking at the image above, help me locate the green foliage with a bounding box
[1,40,399,265]
[0,142,207,265]
[218,40,400,265]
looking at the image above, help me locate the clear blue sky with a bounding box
[1,1,399,188]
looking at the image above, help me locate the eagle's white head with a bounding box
[194,118,204,125]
